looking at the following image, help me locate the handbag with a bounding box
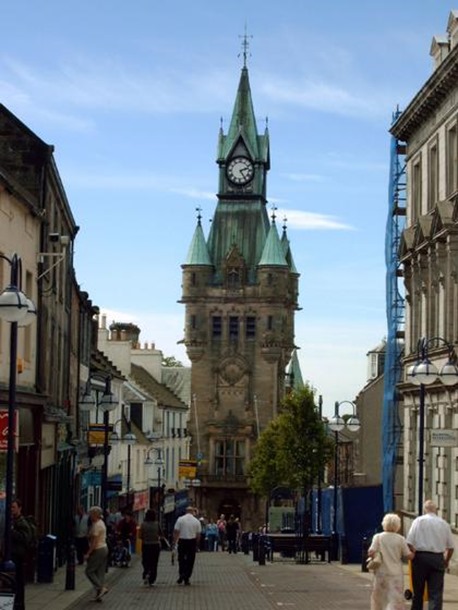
[366,550,382,571]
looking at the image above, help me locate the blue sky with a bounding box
[1,1,452,415]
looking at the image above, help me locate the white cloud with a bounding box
[284,173,326,182]
[261,77,388,119]
[169,187,215,200]
[99,308,190,364]
[277,208,355,231]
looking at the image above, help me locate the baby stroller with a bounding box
[111,536,131,567]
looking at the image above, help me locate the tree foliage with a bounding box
[248,385,333,496]
[162,355,184,367]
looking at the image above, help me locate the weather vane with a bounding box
[238,24,253,67]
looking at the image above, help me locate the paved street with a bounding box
[23,549,458,610]
[65,552,378,610]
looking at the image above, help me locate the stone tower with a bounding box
[181,59,300,528]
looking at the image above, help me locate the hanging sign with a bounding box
[178,460,197,479]
[0,410,18,452]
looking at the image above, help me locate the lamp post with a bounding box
[316,394,323,534]
[79,375,117,515]
[406,336,458,516]
[110,409,137,508]
[145,448,165,520]
[0,253,36,580]
[328,400,360,560]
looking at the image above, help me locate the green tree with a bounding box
[162,355,184,367]
[248,385,333,497]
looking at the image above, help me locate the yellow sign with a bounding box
[179,460,197,479]
[88,424,113,445]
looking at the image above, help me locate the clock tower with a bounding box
[181,56,300,528]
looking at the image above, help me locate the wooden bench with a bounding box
[267,534,298,561]
[303,535,332,563]
[267,534,332,563]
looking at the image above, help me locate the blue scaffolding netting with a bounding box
[382,108,406,512]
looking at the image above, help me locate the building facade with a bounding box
[181,60,300,529]
[392,10,458,535]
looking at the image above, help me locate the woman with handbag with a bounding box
[368,513,414,610]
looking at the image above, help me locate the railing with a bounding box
[204,475,247,484]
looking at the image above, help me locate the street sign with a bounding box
[430,429,458,447]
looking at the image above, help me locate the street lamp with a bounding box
[0,253,36,580]
[110,410,136,507]
[406,336,458,516]
[78,375,117,515]
[328,400,360,560]
[145,448,165,519]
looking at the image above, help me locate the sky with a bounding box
[0,1,453,416]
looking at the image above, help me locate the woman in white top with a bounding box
[84,506,109,601]
[368,512,414,610]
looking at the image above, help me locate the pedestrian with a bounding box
[205,519,218,551]
[139,509,163,586]
[216,513,226,551]
[406,499,454,610]
[226,515,239,554]
[11,499,30,610]
[74,504,90,565]
[368,512,414,610]
[173,506,201,585]
[84,506,109,602]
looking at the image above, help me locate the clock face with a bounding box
[227,156,254,185]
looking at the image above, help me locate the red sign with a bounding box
[0,410,18,452]
[133,491,148,512]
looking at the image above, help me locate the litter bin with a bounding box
[37,535,57,583]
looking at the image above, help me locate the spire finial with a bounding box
[282,216,288,232]
[270,204,277,223]
[196,206,202,225]
[238,24,253,68]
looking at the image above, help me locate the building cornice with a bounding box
[391,44,458,141]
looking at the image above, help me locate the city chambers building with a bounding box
[180,56,300,529]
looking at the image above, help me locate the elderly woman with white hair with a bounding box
[84,506,109,601]
[368,512,414,610]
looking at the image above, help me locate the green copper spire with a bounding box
[286,349,304,390]
[184,210,212,266]
[224,66,259,158]
[217,64,269,164]
[258,217,288,267]
[281,221,299,274]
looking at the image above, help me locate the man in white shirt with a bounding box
[173,506,201,585]
[406,499,454,610]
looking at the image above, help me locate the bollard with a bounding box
[258,536,266,566]
[65,543,76,590]
[361,537,369,573]
[340,534,348,564]
[252,534,259,562]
